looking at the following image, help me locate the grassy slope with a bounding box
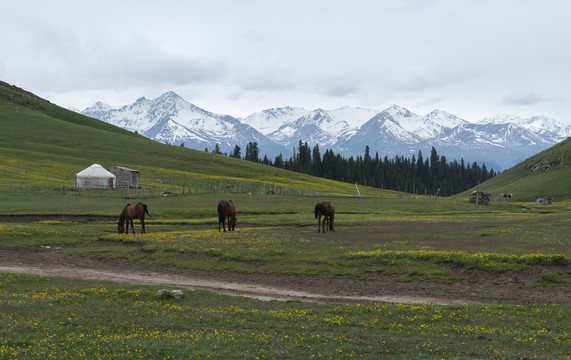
[459,137,571,201]
[0,81,380,197]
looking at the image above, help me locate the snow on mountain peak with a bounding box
[384,104,412,118]
[90,101,113,111]
[375,106,442,140]
[157,91,183,101]
[241,107,309,135]
[480,113,568,137]
[425,109,468,128]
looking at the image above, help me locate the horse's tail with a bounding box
[144,204,150,217]
[217,202,223,221]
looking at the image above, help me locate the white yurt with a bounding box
[75,164,116,189]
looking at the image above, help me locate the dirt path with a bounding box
[1,247,569,305]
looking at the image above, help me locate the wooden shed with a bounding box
[108,166,140,188]
[469,190,491,205]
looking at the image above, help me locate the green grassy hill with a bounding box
[459,137,571,201]
[0,81,382,197]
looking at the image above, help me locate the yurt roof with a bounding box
[76,164,116,178]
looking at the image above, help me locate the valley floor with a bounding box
[1,246,568,306]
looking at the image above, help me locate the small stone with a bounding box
[156,289,184,299]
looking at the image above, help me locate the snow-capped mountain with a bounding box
[80,92,570,171]
[81,92,288,156]
[479,114,570,138]
[337,107,567,170]
[241,107,310,135]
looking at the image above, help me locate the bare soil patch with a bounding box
[1,246,568,305]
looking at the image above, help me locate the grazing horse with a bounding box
[118,202,150,234]
[217,200,236,232]
[314,201,335,233]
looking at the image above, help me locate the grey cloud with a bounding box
[390,66,469,93]
[100,56,225,87]
[324,81,358,97]
[501,93,545,105]
[63,40,225,92]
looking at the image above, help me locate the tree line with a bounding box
[210,141,496,197]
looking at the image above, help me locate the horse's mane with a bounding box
[118,208,126,222]
[118,204,131,224]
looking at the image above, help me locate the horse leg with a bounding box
[141,219,145,234]
[229,216,235,231]
[129,219,135,234]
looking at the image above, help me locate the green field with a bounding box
[1,81,570,359]
[1,273,568,360]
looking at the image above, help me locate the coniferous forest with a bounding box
[226,141,497,197]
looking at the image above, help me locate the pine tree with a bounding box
[245,142,259,162]
[311,144,322,177]
[213,143,222,154]
[231,145,241,158]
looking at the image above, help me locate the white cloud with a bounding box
[1,0,570,124]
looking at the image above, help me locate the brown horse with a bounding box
[314,201,335,233]
[118,202,150,234]
[217,200,236,232]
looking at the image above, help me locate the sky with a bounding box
[2,0,570,124]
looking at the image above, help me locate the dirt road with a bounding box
[1,247,568,305]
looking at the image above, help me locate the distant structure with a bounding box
[536,197,553,205]
[469,189,491,205]
[497,193,513,201]
[108,166,140,188]
[75,164,116,189]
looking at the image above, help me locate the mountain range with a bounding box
[80,92,570,171]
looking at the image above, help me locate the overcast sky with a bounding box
[2,0,570,124]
